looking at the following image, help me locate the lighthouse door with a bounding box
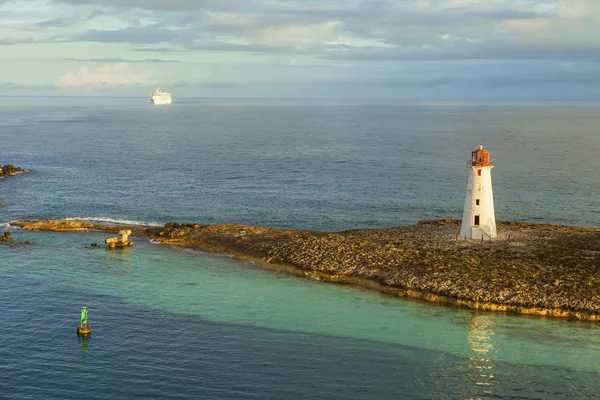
[474,215,480,226]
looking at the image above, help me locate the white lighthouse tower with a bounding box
[460,145,497,240]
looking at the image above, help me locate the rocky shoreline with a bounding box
[9,218,600,321]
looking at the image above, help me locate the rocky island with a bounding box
[9,218,600,321]
[0,163,24,177]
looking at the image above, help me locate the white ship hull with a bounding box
[150,97,172,105]
[149,89,172,105]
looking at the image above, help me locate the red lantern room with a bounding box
[468,145,494,167]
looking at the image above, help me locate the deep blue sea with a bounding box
[1,97,600,399]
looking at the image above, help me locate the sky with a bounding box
[1,0,600,98]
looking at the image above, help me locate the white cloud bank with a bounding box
[55,63,152,88]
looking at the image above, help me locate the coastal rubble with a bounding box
[9,218,600,321]
[1,231,33,247]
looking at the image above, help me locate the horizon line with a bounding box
[2,94,600,102]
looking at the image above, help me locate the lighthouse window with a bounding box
[476,199,480,205]
[474,215,480,226]
[477,169,482,176]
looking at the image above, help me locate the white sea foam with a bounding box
[0,222,22,230]
[64,216,163,227]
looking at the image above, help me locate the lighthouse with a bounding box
[460,145,497,240]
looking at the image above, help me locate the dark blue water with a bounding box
[1,97,600,399]
[2,97,599,230]
[2,274,599,400]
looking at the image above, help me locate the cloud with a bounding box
[479,66,600,86]
[46,0,598,65]
[0,37,35,45]
[3,0,600,99]
[0,81,57,92]
[77,25,195,44]
[185,40,321,55]
[0,82,29,89]
[60,57,179,63]
[35,8,104,27]
[265,75,455,89]
[55,63,152,88]
[171,80,242,88]
[366,76,454,88]
[133,47,183,53]
[53,0,219,11]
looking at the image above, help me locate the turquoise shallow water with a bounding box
[6,231,600,370]
[1,98,600,398]
[1,229,600,399]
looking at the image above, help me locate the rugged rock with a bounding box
[105,229,134,249]
[0,164,24,177]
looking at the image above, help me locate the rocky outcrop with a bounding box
[1,231,33,247]
[105,229,134,249]
[0,164,24,177]
[10,218,600,321]
[11,219,145,234]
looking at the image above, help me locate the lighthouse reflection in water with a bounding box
[465,315,496,398]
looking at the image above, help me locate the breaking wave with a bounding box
[64,217,163,227]
[0,222,20,230]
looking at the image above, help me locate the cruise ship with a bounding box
[149,89,172,105]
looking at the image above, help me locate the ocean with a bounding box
[1,97,599,399]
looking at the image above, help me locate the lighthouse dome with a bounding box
[469,146,494,167]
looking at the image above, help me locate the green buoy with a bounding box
[77,306,91,336]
